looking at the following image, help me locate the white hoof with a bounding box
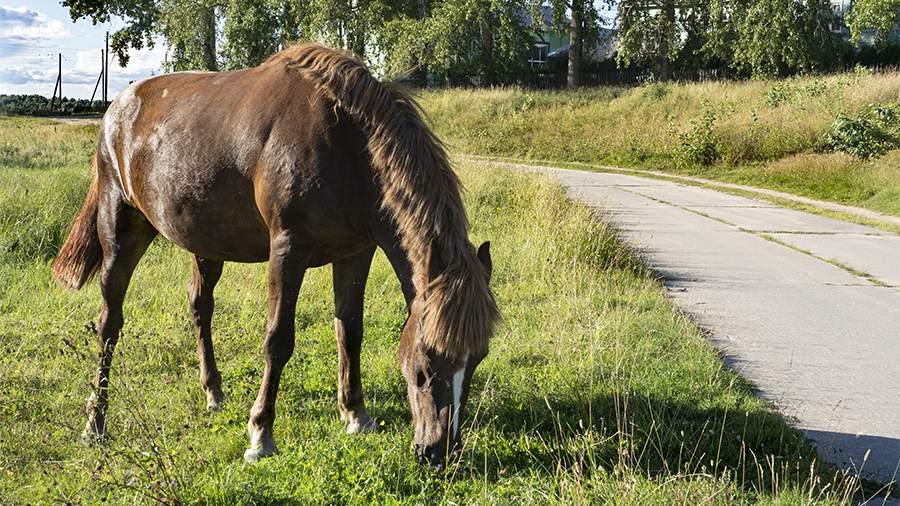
[346,415,379,435]
[205,387,224,411]
[243,444,277,464]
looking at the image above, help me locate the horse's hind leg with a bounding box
[332,246,378,434]
[189,255,224,410]
[83,195,156,442]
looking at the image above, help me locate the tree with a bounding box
[616,1,707,81]
[542,0,606,87]
[63,0,160,67]
[160,0,220,71]
[726,0,844,77]
[64,0,221,71]
[380,0,532,85]
[568,0,583,86]
[221,0,307,69]
[847,0,900,48]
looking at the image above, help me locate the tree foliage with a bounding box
[847,0,900,45]
[62,0,882,85]
[616,0,845,79]
[381,0,534,83]
[62,0,160,67]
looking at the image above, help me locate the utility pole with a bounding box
[50,53,62,111]
[90,49,104,104]
[103,31,109,105]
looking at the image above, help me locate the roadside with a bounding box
[461,154,900,235]
[423,74,900,221]
[42,115,102,125]
[489,158,900,497]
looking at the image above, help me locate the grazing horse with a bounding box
[52,43,499,467]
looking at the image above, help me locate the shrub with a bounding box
[642,82,671,101]
[676,102,719,167]
[825,103,900,159]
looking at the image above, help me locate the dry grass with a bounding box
[420,70,900,216]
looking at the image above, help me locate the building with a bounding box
[520,5,616,67]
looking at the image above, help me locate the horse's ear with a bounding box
[477,241,492,279]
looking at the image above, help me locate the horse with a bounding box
[51,43,499,467]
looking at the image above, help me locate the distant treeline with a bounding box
[0,95,107,116]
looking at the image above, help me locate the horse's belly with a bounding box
[134,171,270,262]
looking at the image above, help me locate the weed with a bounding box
[826,103,900,159]
[676,101,719,167]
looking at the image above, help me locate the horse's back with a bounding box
[99,64,376,264]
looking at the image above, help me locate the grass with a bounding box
[420,69,900,217]
[0,117,869,504]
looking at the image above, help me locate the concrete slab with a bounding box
[770,233,900,286]
[683,205,882,235]
[512,164,900,489]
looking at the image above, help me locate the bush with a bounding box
[676,102,719,167]
[825,103,900,159]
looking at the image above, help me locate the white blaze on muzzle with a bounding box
[451,356,467,438]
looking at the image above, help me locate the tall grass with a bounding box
[0,117,870,503]
[421,70,900,216]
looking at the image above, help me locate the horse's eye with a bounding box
[416,370,427,388]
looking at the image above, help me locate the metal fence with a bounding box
[444,67,736,90]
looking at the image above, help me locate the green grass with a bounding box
[420,70,900,217]
[0,117,864,504]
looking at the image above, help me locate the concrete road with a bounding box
[502,161,900,489]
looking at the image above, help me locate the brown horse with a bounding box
[52,43,499,467]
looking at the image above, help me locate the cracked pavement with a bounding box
[497,161,900,488]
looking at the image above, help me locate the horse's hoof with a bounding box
[205,387,224,411]
[346,414,379,435]
[243,445,277,464]
[80,429,106,446]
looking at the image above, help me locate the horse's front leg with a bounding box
[332,246,378,434]
[188,255,225,410]
[244,233,307,463]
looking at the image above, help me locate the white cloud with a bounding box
[0,5,69,40]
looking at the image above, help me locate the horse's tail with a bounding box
[52,153,102,291]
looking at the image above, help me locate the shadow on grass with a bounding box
[455,387,863,500]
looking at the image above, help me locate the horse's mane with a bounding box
[265,43,498,358]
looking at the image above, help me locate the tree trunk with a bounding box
[658,0,675,81]
[411,0,429,87]
[480,7,496,86]
[568,0,583,88]
[348,0,366,58]
[201,4,217,71]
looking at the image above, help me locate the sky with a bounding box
[0,1,166,99]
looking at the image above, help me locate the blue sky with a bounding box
[0,1,166,99]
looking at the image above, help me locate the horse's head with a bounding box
[398,241,495,468]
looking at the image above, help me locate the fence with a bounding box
[443,67,736,90]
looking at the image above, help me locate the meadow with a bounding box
[0,117,866,504]
[421,69,900,217]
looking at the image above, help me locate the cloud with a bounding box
[0,5,70,40]
[0,67,52,85]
